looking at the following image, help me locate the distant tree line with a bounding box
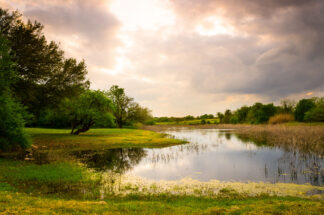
[153,97,324,125]
[0,8,152,151]
[217,98,324,124]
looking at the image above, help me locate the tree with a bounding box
[294,99,315,121]
[235,106,250,123]
[304,98,324,122]
[0,8,89,122]
[127,102,152,124]
[279,99,295,114]
[247,103,276,124]
[217,112,224,123]
[106,85,133,128]
[184,115,195,120]
[64,90,113,135]
[223,109,232,123]
[0,35,30,151]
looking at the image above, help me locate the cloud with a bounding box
[164,0,324,98]
[18,0,121,68]
[1,0,324,115]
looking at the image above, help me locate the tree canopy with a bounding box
[0,35,30,151]
[64,90,114,135]
[0,8,89,123]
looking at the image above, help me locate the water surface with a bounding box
[75,128,324,185]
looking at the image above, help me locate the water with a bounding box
[73,128,324,186]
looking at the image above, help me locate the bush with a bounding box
[268,114,294,124]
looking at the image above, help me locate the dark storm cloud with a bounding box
[168,0,324,98]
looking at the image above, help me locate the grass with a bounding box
[0,158,100,197]
[0,190,323,214]
[0,127,323,214]
[27,128,186,150]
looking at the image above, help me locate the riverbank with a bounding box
[0,127,323,214]
[27,128,186,150]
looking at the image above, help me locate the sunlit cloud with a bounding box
[1,0,324,116]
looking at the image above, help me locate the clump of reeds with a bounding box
[234,125,324,155]
[268,114,294,124]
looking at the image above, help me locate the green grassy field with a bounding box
[0,128,323,214]
[0,190,323,215]
[27,128,186,150]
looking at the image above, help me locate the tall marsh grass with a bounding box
[144,124,324,155]
[268,114,294,124]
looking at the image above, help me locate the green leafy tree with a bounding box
[184,115,195,120]
[304,98,324,122]
[223,109,232,124]
[279,99,295,114]
[247,103,276,124]
[127,102,152,124]
[294,99,315,121]
[0,35,30,151]
[235,106,250,123]
[217,112,224,123]
[63,90,113,135]
[106,85,133,128]
[0,8,89,122]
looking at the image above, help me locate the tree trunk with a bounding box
[72,119,93,135]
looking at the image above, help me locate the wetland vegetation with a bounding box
[1,127,324,214]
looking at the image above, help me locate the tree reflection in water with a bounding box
[71,129,323,186]
[72,148,147,174]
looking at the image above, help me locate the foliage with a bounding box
[304,98,324,122]
[184,115,195,120]
[247,103,277,124]
[128,102,153,124]
[268,113,294,124]
[198,114,214,119]
[0,35,30,151]
[106,85,152,128]
[217,112,224,123]
[106,85,133,128]
[223,109,232,123]
[295,99,316,121]
[279,99,295,114]
[0,8,89,123]
[63,90,114,135]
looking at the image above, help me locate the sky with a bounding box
[1,0,324,116]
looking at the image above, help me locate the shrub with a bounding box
[268,114,294,124]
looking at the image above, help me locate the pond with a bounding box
[73,128,324,186]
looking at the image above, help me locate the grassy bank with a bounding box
[0,190,323,215]
[0,127,323,214]
[27,128,186,150]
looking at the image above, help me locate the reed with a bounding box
[144,124,324,155]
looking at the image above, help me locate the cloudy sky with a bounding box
[2,0,324,116]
